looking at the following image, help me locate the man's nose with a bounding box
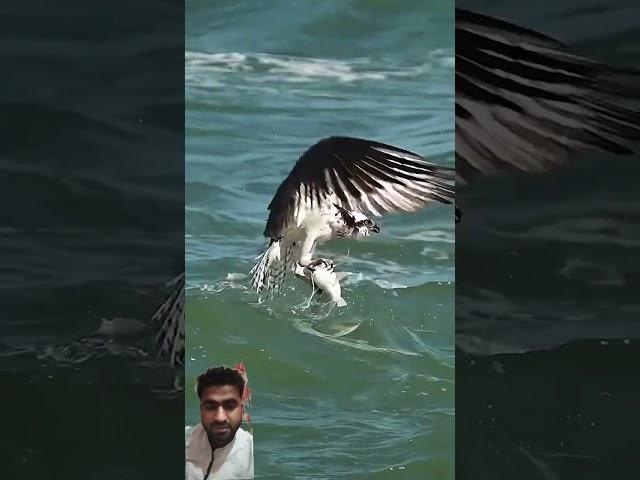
[213,406,227,422]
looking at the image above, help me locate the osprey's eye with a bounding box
[365,220,372,226]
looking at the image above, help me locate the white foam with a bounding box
[400,229,455,244]
[375,279,410,289]
[254,54,385,82]
[428,48,455,70]
[226,272,248,281]
[199,280,247,294]
[185,50,449,86]
[185,51,249,71]
[97,317,148,336]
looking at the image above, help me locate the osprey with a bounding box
[250,136,455,294]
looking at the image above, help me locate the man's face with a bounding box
[200,384,243,448]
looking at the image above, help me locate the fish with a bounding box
[296,258,348,308]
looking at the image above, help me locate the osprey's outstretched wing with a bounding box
[456,8,640,187]
[264,136,455,239]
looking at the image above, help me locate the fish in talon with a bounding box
[303,259,348,308]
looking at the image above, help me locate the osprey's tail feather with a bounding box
[250,239,297,294]
[250,239,281,293]
[151,272,185,367]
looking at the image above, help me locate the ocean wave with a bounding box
[493,216,640,248]
[456,286,640,356]
[185,50,453,85]
[290,317,423,357]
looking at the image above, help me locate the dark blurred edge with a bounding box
[0,0,184,478]
[455,1,640,479]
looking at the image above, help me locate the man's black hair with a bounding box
[197,366,245,398]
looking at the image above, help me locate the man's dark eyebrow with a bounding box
[201,397,240,406]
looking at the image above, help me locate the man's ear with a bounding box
[241,402,249,424]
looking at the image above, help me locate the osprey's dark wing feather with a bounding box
[456,8,640,185]
[264,136,455,238]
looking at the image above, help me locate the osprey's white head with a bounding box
[350,211,380,237]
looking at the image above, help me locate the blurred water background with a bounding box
[456,1,640,478]
[1,1,184,477]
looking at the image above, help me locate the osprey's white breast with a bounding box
[292,186,341,244]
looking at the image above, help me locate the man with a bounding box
[186,366,254,480]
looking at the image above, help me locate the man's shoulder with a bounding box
[227,428,254,478]
[185,423,205,449]
[233,427,253,450]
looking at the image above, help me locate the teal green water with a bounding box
[186,1,454,477]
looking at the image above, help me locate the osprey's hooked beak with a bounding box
[370,223,380,233]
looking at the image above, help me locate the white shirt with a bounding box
[185,423,254,480]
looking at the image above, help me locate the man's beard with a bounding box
[205,421,240,449]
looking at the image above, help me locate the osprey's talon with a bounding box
[309,258,333,270]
